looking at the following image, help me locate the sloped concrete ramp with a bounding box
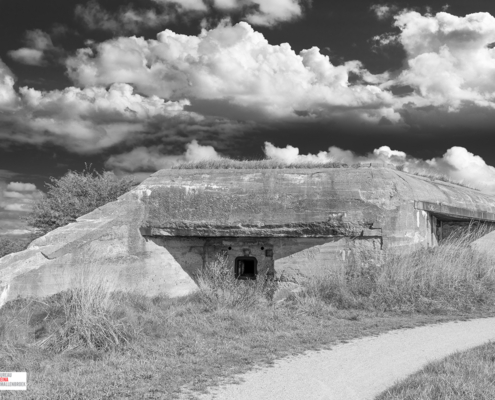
[193,317,495,400]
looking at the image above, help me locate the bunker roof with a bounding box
[139,164,495,237]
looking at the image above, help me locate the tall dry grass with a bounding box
[1,265,137,357]
[292,229,495,313]
[36,285,134,353]
[195,252,276,310]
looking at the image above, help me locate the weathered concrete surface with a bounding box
[2,166,495,306]
[0,188,197,307]
[141,167,495,250]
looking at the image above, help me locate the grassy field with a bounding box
[1,232,495,399]
[376,341,495,400]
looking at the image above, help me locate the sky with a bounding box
[1,0,495,236]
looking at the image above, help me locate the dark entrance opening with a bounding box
[235,257,257,280]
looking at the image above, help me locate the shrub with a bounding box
[27,167,135,235]
[195,252,276,310]
[0,236,33,257]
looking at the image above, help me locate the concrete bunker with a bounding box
[415,201,495,246]
[3,162,495,306]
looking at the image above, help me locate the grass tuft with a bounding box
[36,284,135,353]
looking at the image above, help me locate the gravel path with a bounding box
[192,317,495,400]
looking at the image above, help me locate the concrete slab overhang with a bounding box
[415,201,495,222]
[140,225,382,238]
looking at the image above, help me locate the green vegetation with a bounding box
[27,167,135,235]
[0,236,33,258]
[172,159,348,169]
[172,160,476,192]
[0,167,134,259]
[310,230,495,313]
[1,232,495,399]
[376,342,495,400]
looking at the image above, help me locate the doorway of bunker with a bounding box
[235,256,257,280]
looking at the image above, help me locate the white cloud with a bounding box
[245,0,303,26]
[0,177,41,236]
[3,229,32,236]
[426,147,495,193]
[75,1,172,34]
[67,21,398,122]
[0,79,201,153]
[105,146,182,172]
[109,141,495,194]
[7,182,36,191]
[76,0,306,33]
[371,4,398,20]
[8,30,63,66]
[211,0,238,9]
[264,142,300,163]
[156,0,207,12]
[0,60,17,109]
[371,32,400,49]
[184,139,223,161]
[388,11,495,110]
[4,204,31,212]
[264,142,367,164]
[0,181,42,217]
[263,142,495,193]
[105,140,222,172]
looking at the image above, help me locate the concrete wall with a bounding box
[149,235,383,282]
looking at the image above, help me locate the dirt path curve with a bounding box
[192,317,495,400]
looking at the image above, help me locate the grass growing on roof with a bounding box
[172,159,349,169]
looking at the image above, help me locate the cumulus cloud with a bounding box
[105,139,222,173]
[8,30,64,66]
[243,0,304,26]
[157,0,207,12]
[75,1,173,34]
[7,182,36,191]
[6,10,495,163]
[0,176,42,235]
[107,141,495,194]
[0,75,203,152]
[0,179,42,235]
[162,0,307,25]
[76,0,306,33]
[66,21,398,123]
[0,60,17,109]
[263,142,495,193]
[370,4,398,20]
[386,11,495,111]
